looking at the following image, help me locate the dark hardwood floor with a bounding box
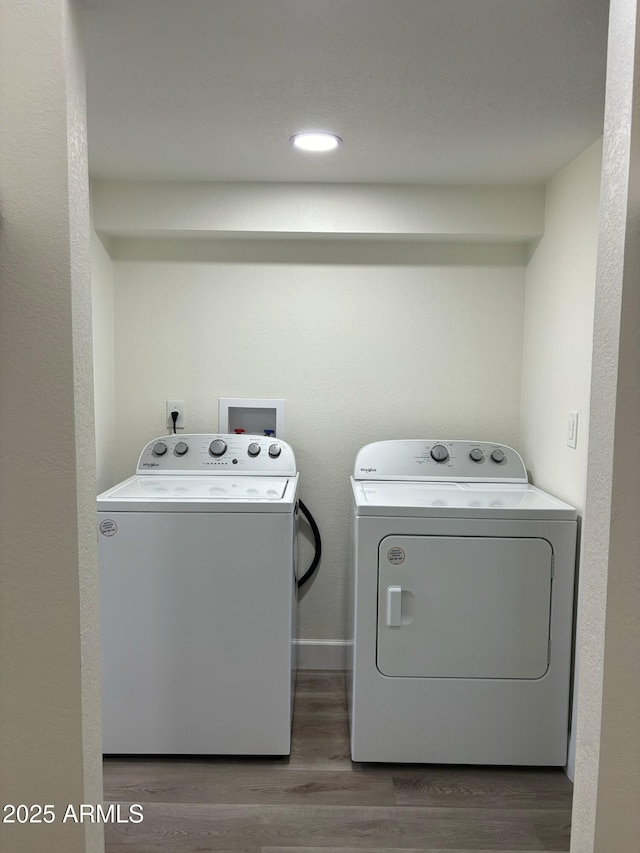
[103,671,572,852]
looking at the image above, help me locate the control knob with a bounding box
[174,441,188,456]
[248,442,261,457]
[491,448,506,463]
[430,444,449,463]
[469,448,484,462]
[268,444,281,458]
[209,439,227,457]
[152,442,167,457]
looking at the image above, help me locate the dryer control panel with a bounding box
[137,434,296,476]
[354,440,527,483]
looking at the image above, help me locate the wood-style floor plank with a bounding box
[104,763,396,806]
[531,810,572,851]
[294,671,347,692]
[262,849,571,853]
[390,767,572,809]
[103,671,572,852]
[105,803,556,850]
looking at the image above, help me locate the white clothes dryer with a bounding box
[348,440,577,765]
[98,433,299,756]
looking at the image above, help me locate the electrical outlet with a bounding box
[567,411,578,449]
[166,400,185,430]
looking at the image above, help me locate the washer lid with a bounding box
[352,480,576,520]
[97,474,298,512]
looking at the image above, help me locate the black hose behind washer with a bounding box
[297,499,321,588]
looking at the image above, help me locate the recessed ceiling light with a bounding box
[290,132,342,152]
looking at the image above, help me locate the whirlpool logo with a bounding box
[360,467,377,473]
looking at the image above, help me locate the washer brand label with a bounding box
[99,519,118,537]
[360,467,377,473]
[142,462,159,468]
[387,547,405,565]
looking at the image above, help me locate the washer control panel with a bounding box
[354,440,527,483]
[137,434,296,475]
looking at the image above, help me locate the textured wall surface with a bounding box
[111,255,525,640]
[571,1,640,851]
[0,2,103,851]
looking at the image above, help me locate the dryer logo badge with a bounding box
[360,467,377,473]
[387,547,405,565]
[99,519,118,537]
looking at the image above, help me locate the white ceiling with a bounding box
[84,0,609,185]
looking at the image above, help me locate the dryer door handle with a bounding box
[386,585,403,627]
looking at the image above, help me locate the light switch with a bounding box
[567,411,578,449]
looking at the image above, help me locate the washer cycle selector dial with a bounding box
[152,442,168,457]
[470,448,484,462]
[209,439,227,457]
[248,442,261,457]
[430,444,449,463]
[268,444,281,458]
[491,448,506,463]
[174,441,188,456]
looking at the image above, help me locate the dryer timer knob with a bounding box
[430,444,449,463]
[209,439,227,457]
[491,448,506,463]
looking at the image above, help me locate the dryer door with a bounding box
[377,536,552,679]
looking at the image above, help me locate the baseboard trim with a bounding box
[295,639,348,671]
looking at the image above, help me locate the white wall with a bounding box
[572,0,640,849]
[93,180,544,241]
[520,141,603,781]
[91,231,115,493]
[0,2,103,851]
[111,249,525,641]
[520,141,602,505]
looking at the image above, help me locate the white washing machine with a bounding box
[97,433,298,756]
[348,439,577,765]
